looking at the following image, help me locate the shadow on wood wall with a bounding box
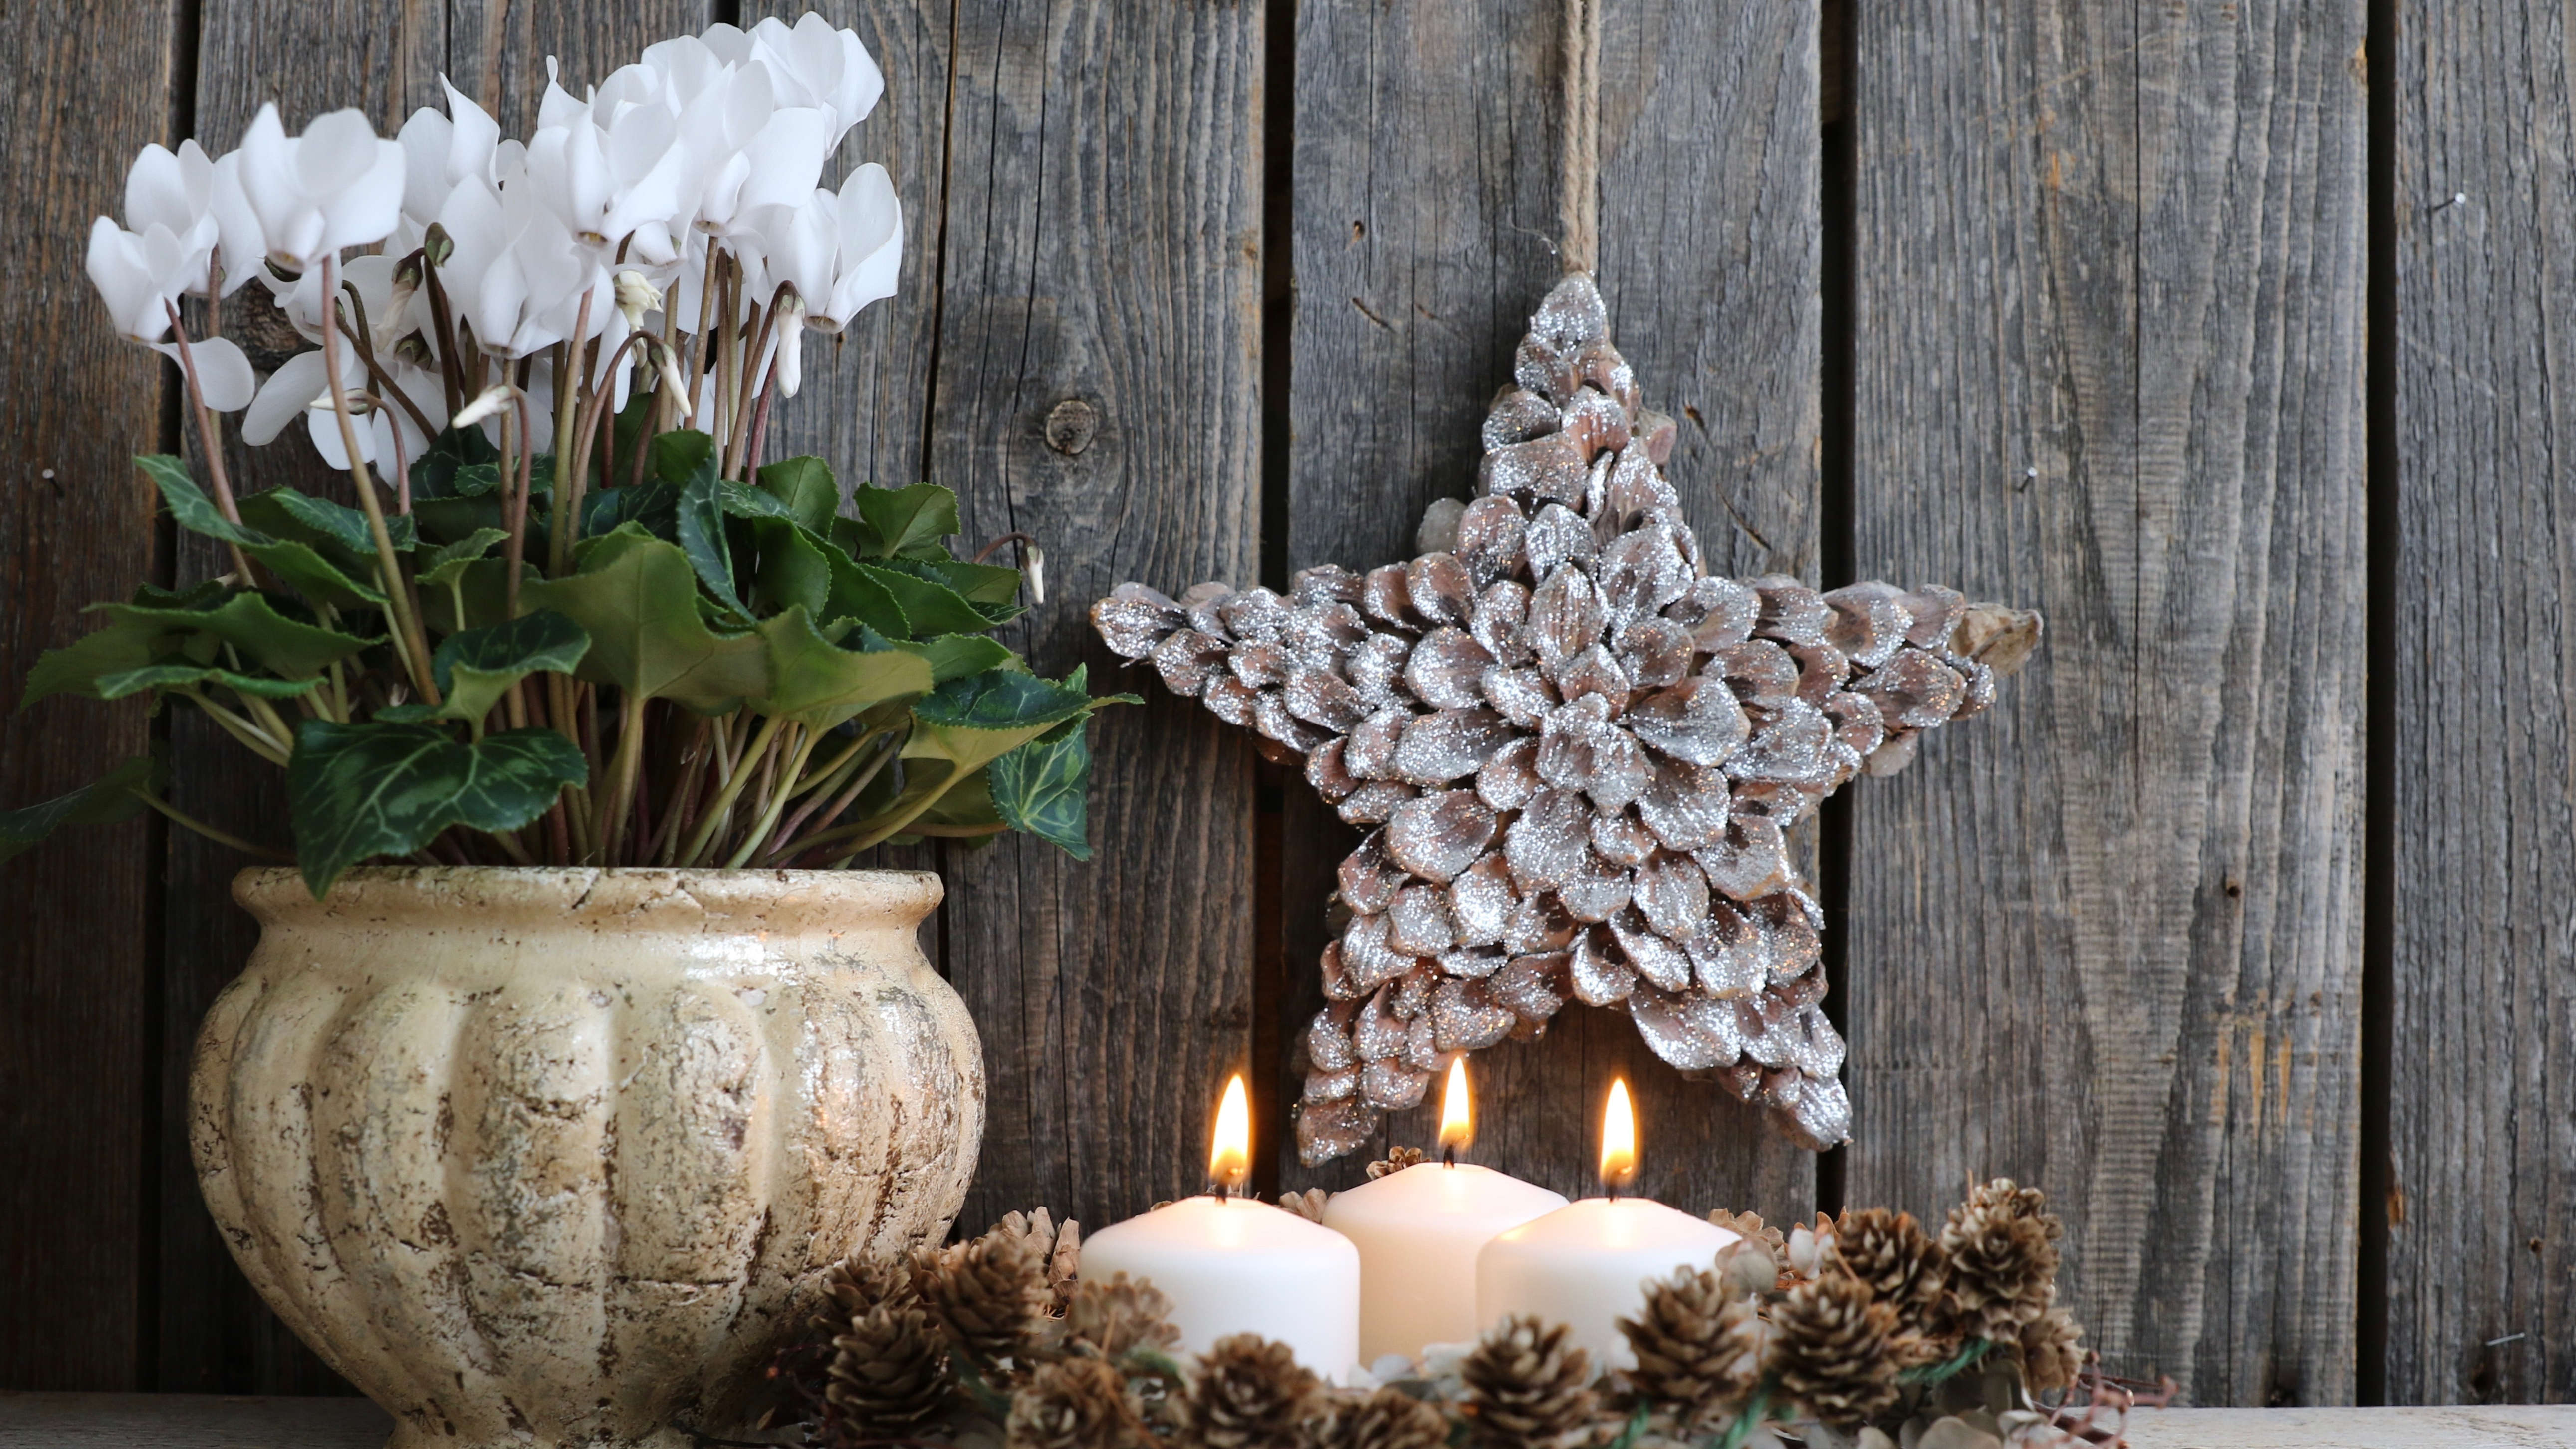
[0,0,2556,1411]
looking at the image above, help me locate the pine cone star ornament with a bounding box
[1092,272,2039,1163]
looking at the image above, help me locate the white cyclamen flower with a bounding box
[433,175,592,358]
[525,58,695,256]
[85,139,255,408]
[743,14,883,147]
[395,78,502,226]
[227,104,406,269]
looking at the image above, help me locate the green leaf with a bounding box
[753,608,936,730]
[521,527,768,712]
[421,610,591,725]
[105,589,378,679]
[755,457,841,532]
[138,455,262,546]
[745,515,834,618]
[92,664,322,701]
[677,468,748,617]
[895,633,1020,684]
[903,667,1100,775]
[241,539,388,609]
[288,720,588,897]
[237,486,418,557]
[411,424,499,499]
[914,763,1003,833]
[582,476,681,539]
[858,561,992,637]
[415,528,509,588]
[718,479,798,521]
[851,482,958,559]
[822,549,915,639]
[907,557,1025,608]
[0,752,164,864]
[22,614,169,706]
[987,716,1098,859]
[653,428,719,487]
[418,557,528,633]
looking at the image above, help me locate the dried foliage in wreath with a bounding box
[1090,274,2043,1161]
[768,1181,2157,1449]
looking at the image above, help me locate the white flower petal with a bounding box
[161,335,256,412]
[243,351,333,445]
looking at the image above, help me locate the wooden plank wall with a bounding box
[1844,0,2368,1405]
[0,0,2567,1411]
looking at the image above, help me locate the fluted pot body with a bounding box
[189,867,984,1449]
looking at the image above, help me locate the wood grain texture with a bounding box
[2388,0,2576,1406]
[0,0,179,1392]
[150,0,707,1396]
[1278,0,1820,1215]
[931,0,1266,1234]
[1843,0,2367,1405]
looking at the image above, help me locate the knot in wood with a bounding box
[1044,399,1099,455]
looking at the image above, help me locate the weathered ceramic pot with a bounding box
[189,867,984,1449]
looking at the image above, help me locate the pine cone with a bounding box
[1366,1147,1427,1180]
[1007,1356,1139,1449]
[1096,272,2034,1166]
[2018,1304,2086,1394]
[1769,1274,1902,1429]
[821,1255,918,1318]
[1304,1387,1450,1449]
[1277,1188,1331,1223]
[1937,1179,2063,1341]
[1829,1208,1944,1321]
[914,1227,1060,1368]
[1708,1208,1789,1260]
[996,1208,1085,1312]
[1065,1272,1182,1359]
[1183,1334,1319,1449]
[1461,1315,1598,1449]
[822,1297,954,1439]
[1617,1264,1763,1428]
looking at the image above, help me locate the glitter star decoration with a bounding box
[1092,273,2040,1164]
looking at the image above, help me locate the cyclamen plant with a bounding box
[4,14,1129,895]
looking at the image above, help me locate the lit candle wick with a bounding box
[1208,1073,1252,1198]
[1438,1056,1474,1169]
[1598,1077,1637,1200]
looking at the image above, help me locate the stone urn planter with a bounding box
[188,867,984,1449]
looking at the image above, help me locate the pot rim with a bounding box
[232,864,944,935]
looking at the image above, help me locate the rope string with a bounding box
[1559,0,1604,274]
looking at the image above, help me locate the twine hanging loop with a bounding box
[1559,0,1604,275]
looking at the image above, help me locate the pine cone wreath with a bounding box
[1828,1207,1945,1320]
[822,1296,955,1440]
[913,1227,1061,1369]
[1094,271,2037,1164]
[1617,1264,1763,1430]
[1064,1272,1183,1360]
[1304,1387,1451,1449]
[1007,1356,1140,1449]
[996,1208,1085,1313]
[1182,1334,1320,1449]
[2017,1303,2087,1395]
[1460,1314,1598,1449]
[1769,1274,1904,1429]
[1936,1179,2064,1342]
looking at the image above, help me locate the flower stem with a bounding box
[158,301,259,586]
[725,724,820,867]
[596,688,650,864]
[317,256,440,707]
[134,790,292,863]
[678,713,786,866]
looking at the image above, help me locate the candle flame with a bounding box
[1439,1056,1474,1157]
[1599,1077,1638,1193]
[1209,1074,1252,1191]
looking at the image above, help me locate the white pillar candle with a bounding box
[1319,1059,1567,1364]
[1325,1163,1568,1363]
[1475,1196,1740,1369]
[1473,1078,1740,1369]
[1082,1194,1362,1374]
[1076,1075,1362,1376]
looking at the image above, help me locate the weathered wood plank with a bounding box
[0,0,180,1393]
[2389,0,2576,1406]
[1279,0,1819,1215]
[150,0,706,1395]
[1844,0,2366,1405]
[2124,1405,2576,1448]
[933,0,1266,1233]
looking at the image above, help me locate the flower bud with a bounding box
[421,223,454,267]
[451,383,514,429]
[615,269,663,329]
